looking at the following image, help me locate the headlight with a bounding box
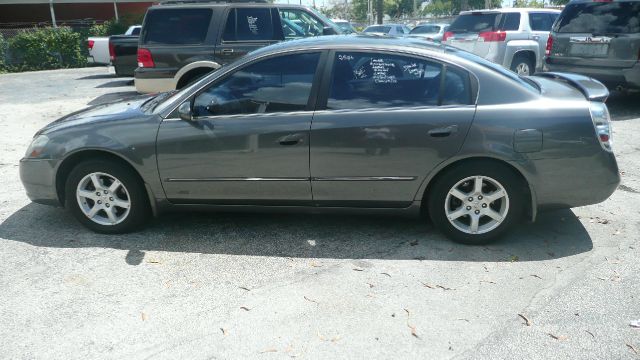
[25,135,50,158]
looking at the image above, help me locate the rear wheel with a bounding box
[427,162,525,244]
[65,160,150,233]
[510,54,534,76]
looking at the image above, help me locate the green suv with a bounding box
[134,0,342,93]
[545,0,640,90]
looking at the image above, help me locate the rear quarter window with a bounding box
[529,12,556,31]
[555,2,640,34]
[143,8,212,45]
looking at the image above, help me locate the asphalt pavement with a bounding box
[0,67,638,359]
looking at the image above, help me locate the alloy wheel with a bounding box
[76,172,131,226]
[444,175,510,235]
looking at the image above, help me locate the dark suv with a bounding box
[545,0,640,90]
[135,0,342,93]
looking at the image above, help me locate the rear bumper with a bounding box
[532,150,620,210]
[19,158,61,207]
[545,60,640,90]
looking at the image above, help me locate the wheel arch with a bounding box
[174,61,221,89]
[55,149,156,215]
[417,156,537,221]
[511,49,537,70]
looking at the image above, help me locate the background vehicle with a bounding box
[409,23,449,42]
[109,34,139,77]
[332,19,358,34]
[443,8,560,75]
[134,1,342,93]
[20,36,619,244]
[545,0,640,91]
[88,25,140,65]
[362,24,411,36]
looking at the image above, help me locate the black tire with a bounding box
[65,159,150,234]
[510,54,535,76]
[427,161,525,245]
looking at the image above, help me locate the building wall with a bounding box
[0,3,153,25]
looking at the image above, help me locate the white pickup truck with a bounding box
[87,25,141,65]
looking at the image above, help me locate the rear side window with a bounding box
[223,8,278,41]
[500,13,521,31]
[364,25,391,33]
[327,52,472,110]
[448,13,500,33]
[529,12,555,31]
[143,9,212,45]
[410,25,441,34]
[555,2,640,34]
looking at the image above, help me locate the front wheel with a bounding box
[427,162,525,244]
[65,160,150,233]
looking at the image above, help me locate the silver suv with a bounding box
[443,8,560,75]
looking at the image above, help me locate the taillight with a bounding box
[88,40,95,50]
[137,48,155,68]
[546,35,554,56]
[108,41,115,62]
[478,31,506,42]
[443,31,454,41]
[589,102,613,152]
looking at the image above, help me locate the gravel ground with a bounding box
[0,67,639,359]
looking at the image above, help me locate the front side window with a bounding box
[279,9,324,39]
[193,52,320,117]
[143,9,212,45]
[327,52,471,110]
[222,8,277,41]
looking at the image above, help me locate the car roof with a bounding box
[248,34,448,58]
[459,7,561,14]
[151,1,308,9]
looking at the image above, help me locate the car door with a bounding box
[215,7,284,65]
[309,51,477,207]
[156,51,324,204]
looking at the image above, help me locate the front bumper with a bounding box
[545,60,640,90]
[19,158,60,207]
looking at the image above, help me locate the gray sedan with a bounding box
[19,35,620,244]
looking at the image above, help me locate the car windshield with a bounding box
[448,13,499,33]
[555,1,640,34]
[364,25,391,33]
[307,7,343,34]
[411,25,441,34]
[453,49,539,92]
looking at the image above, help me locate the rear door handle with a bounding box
[429,125,458,137]
[278,133,305,146]
[221,49,234,54]
[532,35,540,41]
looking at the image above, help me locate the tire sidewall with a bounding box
[65,160,149,234]
[428,162,524,245]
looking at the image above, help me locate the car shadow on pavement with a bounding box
[76,74,118,80]
[87,91,141,106]
[0,204,593,265]
[607,91,640,121]
[95,79,134,88]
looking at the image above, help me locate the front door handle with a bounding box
[221,49,234,54]
[278,133,305,146]
[429,125,458,137]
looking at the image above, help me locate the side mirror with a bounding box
[178,101,193,121]
[323,26,338,36]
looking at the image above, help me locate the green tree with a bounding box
[514,0,545,7]
[422,0,501,17]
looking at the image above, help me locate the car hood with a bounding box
[38,94,154,135]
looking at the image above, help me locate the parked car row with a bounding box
[88,25,141,77]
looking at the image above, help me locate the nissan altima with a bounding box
[19,35,620,244]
